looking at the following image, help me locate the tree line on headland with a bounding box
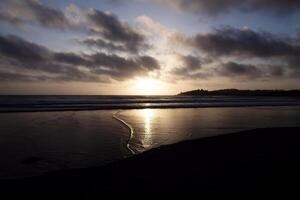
[178,89,300,96]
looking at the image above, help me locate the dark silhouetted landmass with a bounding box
[178,89,300,96]
[1,127,300,199]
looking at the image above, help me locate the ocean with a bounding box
[1,95,300,112]
[1,95,300,179]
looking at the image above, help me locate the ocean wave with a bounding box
[1,95,300,112]
[112,111,136,155]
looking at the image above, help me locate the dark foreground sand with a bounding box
[1,127,300,199]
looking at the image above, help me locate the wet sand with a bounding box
[2,127,300,199]
[2,107,300,179]
[0,110,129,179]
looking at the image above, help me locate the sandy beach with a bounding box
[2,127,300,199]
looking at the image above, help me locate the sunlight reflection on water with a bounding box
[118,106,300,153]
[142,109,154,149]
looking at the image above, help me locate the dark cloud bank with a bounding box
[0,0,148,53]
[172,26,300,80]
[0,0,157,82]
[0,0,71,29]
[0,35,159,82]
[86,9,148,53]
[171,54,211,79]
[189,27,300,58]
[158,0,300,16]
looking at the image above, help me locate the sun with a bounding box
[135,78,160,95]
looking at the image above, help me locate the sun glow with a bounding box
[135,78,160,95]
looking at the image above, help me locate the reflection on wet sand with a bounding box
[114,109,159,153]
[141,109,154,149]
[117,106,300,154]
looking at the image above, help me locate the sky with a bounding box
[0,0,300,95]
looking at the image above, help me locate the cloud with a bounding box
[82,38,128,52]
[0,34,53,73]
[170,54,214,80]
[217,62,263,79]
[86,9,148,53]
[180,55,203,71]
[157,0,300,16]
[0,34,160,82]
[87,53,160,80]
[0,71,42,81]
[136,15,173,39]
[172,26,300,79]
[0,1,149,54]
[0,0,71,29]
[137,56,160,70]
[53,52,90,66]
[0,12,24,25]
[216,61,294,80]
[167,26,300,80]
[172,54,202,75]
[133,17,300,81]
[187,26,299,58]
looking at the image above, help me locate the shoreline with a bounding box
[2,127,300,198]
[112,111,136,154]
